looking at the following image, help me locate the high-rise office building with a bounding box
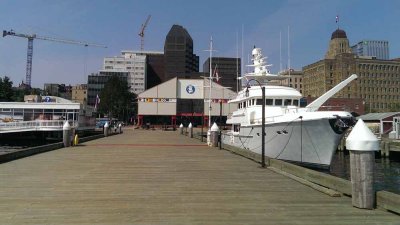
[164,25,199,81]
[203,57,241,92]
[87,71,128,106]
[351,40,389,60]
[103,51,164,94]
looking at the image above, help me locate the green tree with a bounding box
[98,75,136,121]
[0,76,13,101]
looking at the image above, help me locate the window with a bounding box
[275,99,282,106]
[293,100,299,106]
[284,99,291,106]
[256,99,263,105]
[265,99,273,105]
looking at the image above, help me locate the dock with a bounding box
[0,128,398,224]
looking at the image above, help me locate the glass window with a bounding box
[275,99,282,106]
[256,99,263,105]
[265,99,273,105]
[293,99,299,106]
[243,101,246,108]
[284,99,291,106]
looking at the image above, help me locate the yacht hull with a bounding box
[222,118,344,167]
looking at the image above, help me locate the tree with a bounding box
[0,76,13,101]
[98,75,136,121]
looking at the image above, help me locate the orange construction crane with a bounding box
[138,15,151,51]
[2,29,107,87]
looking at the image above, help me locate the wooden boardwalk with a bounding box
[0,128,398,224]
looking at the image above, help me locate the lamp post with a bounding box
[246,79,266,168]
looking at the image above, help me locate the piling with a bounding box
[179,123,183,135]
[188,123,193,138]
[346,119,379,209]
[62,121,71,147]
[380,141,386,157]
[104,122,109,137]
[384,142,390,157]
[210,123,219,147]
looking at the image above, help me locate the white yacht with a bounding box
[222,47,357,168]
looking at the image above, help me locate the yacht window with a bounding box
[238,103,241,109]
[252,99,255,106]
[275,99,283,106]
[284,99,291,106]
[243,101,246,108]
[256,99,263,105]
[293,99,299,106]
[265,99,273,105]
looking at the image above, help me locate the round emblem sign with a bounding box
[186,85,195,94]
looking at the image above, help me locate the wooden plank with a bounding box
[0,128,398,224]
[377,191,400,214]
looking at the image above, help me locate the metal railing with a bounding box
[0,120,77,133]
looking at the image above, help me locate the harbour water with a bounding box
[329,151,400,194]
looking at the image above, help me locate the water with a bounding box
[329,151,400,194]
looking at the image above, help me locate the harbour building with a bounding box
[164,25,199,81]
[303,28,400,113]
[278,69,304,94]
[137,78,237,127]
[351,40,389,60]
[203,57,241,92]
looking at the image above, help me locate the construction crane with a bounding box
[138,15,151,51]
[2,29,107,87]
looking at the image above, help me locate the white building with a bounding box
[102,50,163,94]
[137,77,237,127]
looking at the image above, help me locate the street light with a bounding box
[246,79,266,168]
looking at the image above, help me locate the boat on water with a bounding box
[221,47,357,168]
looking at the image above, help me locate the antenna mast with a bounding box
[288,26,291,87]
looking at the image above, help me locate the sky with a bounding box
[1,0,400,88]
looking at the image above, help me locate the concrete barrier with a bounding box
[0,133,105,164]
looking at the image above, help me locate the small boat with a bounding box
[221,47,357,168]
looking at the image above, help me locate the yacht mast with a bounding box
[288,26,291,87]
[208,37,213,128]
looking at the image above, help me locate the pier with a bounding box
[0,128,399,224]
